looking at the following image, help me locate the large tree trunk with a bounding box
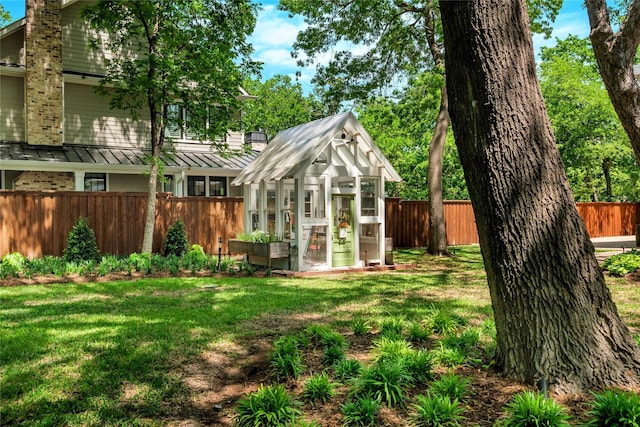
[141,158,159,254]
[427,84,450,255]
[439,0,640,393]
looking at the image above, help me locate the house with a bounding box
[232,112,402,272]
[0,0,259,196]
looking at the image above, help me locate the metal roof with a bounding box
[232,112,401,185]
[0,142,257,171]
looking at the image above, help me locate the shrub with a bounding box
[182,244,207,272]
[499,391,571,427]
[602,250,640,276]
[585,389,640,427]
[97,255,125,277]
[0,252,26,279]
[164,220,189,257]
[334,359,363,382]
[63,217,99,262]
[341,396,380,427]
[429,374,471,402]
[302,372,338,404]
[235,384,300,427]
[218,256,235,272]
[150,253,167,272]
[127,252,152,274]
[411,393,465,427]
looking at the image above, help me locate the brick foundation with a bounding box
[13,171,75,191]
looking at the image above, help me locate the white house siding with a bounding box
[64,82,150,147]
[226,131,245,150]
[62,2,110,76]
[0,29,24,65]
[0,76,25,141]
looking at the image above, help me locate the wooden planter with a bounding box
[228,239,291,269]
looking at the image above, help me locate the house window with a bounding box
[209,177,227,196]
[84,173,106,191]
[165,104,227,143]
[162,175,174,194]
[187,176,206,196]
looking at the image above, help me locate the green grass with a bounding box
[1,245,637,426]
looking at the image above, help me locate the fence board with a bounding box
[0,191,637,257]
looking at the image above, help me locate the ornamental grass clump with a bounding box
[429,374,471,402]
[380,315,405,338]
[334,359,363,382]
[498,391,571,427]
[341,396,380,427]
[353,359,412,407]
[585,389,640,427]
[410,393,465,427]
[269,335,305,382]
[235,384,300,427]
[302,372,339,404]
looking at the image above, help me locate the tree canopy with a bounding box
[539,35,640,201]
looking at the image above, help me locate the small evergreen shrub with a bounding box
[429,374,471,402]
[183,244,207,272]
[164,220,188,257]
[341,396,380,427]
[585,389,640,427]
[602,250,640,276]
[411,393,465,427]
[334,359,363,382]
[499,391,571,427]
[63,217,99,262]
[235,384,300,427]
[302,372,338,404]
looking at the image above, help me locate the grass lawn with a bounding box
[1,246,638,426]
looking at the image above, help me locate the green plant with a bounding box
[305,324,335,345]
[323,344,346,367]
[602,250,640,276]
[411,393,465,427]
[352,317,370,336]
[372,336,412,363]
[270,336,305,381]
[334,359,363,382]
[127,252,152,274]
[403,349,433,385]
[585,389,640,427]
[235,384,301,427]
[165,254,181,274]
[302,372,338,404]
[427,307,464,335]
[430,343,466,368]
[500,391,571,427]
[150,253,167,272]
[320,331,348,350]
[237,230,282,243]
[182,244,207,272]
[353,360,411,407]
[0,252,26,279]
[164,220,189,257]
[218,256,235,272]
[380,315,405,338]
[97,255,125,277]
[238,260,257,276]
[408,321,431,342]
[63,217,99,262]
[429,374,471,402]
[341,396,380,427]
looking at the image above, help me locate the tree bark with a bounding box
[427,84,450,255]
[585,0,640,162]
[141,159,159,254]
[440,0,640,393]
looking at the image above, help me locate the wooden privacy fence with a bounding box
[0,191,638,257]
[385,199,640,248]
[0,191,243,258]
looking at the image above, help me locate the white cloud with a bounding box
[251,4,306,50]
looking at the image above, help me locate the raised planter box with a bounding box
[228,239,290,269]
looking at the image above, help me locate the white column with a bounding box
[74,171,85,191]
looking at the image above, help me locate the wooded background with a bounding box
[1,191,638,258]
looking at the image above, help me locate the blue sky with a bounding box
[2,0,591,92]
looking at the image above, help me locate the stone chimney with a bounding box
[25,0,63,146]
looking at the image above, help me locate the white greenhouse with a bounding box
[231,112,401,272]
